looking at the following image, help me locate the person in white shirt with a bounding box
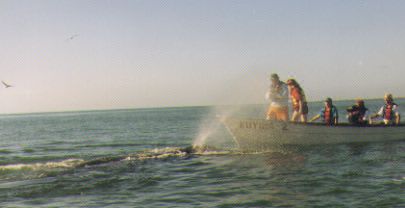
[370,94,401,125]
[265,73,289,121]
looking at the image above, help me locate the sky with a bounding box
[1,0,405,114]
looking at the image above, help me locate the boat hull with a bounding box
[223,118,405,151]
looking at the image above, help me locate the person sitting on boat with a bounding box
[286,78,308,123]
[309,97,338,125]
[265,73,289,121]
[346,99,369,125]
[370,93,401,125]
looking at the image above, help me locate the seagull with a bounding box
[1,81,13,88]
[65,34,79,42]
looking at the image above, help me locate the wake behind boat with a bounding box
[223,118,405,151]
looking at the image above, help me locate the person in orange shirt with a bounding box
[286,79,308,123]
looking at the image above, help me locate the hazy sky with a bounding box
[1,0,405,113]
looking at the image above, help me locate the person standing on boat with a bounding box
[265,73,289,121]
[370,94,401,125]
[309,97,338,125]
[286,79,308,123]
[346,99,369,125]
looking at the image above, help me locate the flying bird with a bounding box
[65,34,79,42]
[1,81,13,88]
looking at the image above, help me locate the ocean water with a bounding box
[0,100,404,208]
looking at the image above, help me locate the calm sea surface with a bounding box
[0,99,404,207]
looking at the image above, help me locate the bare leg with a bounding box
[267,109,276,120]
[301,114,307,123]
[266,106,272,120]
[291,111,300,122]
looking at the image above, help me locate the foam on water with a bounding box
[0,159,85,171]
[126,147,189,161]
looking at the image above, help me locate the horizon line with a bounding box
[0,96,404,116]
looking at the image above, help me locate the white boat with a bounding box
[222,118,405,151]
